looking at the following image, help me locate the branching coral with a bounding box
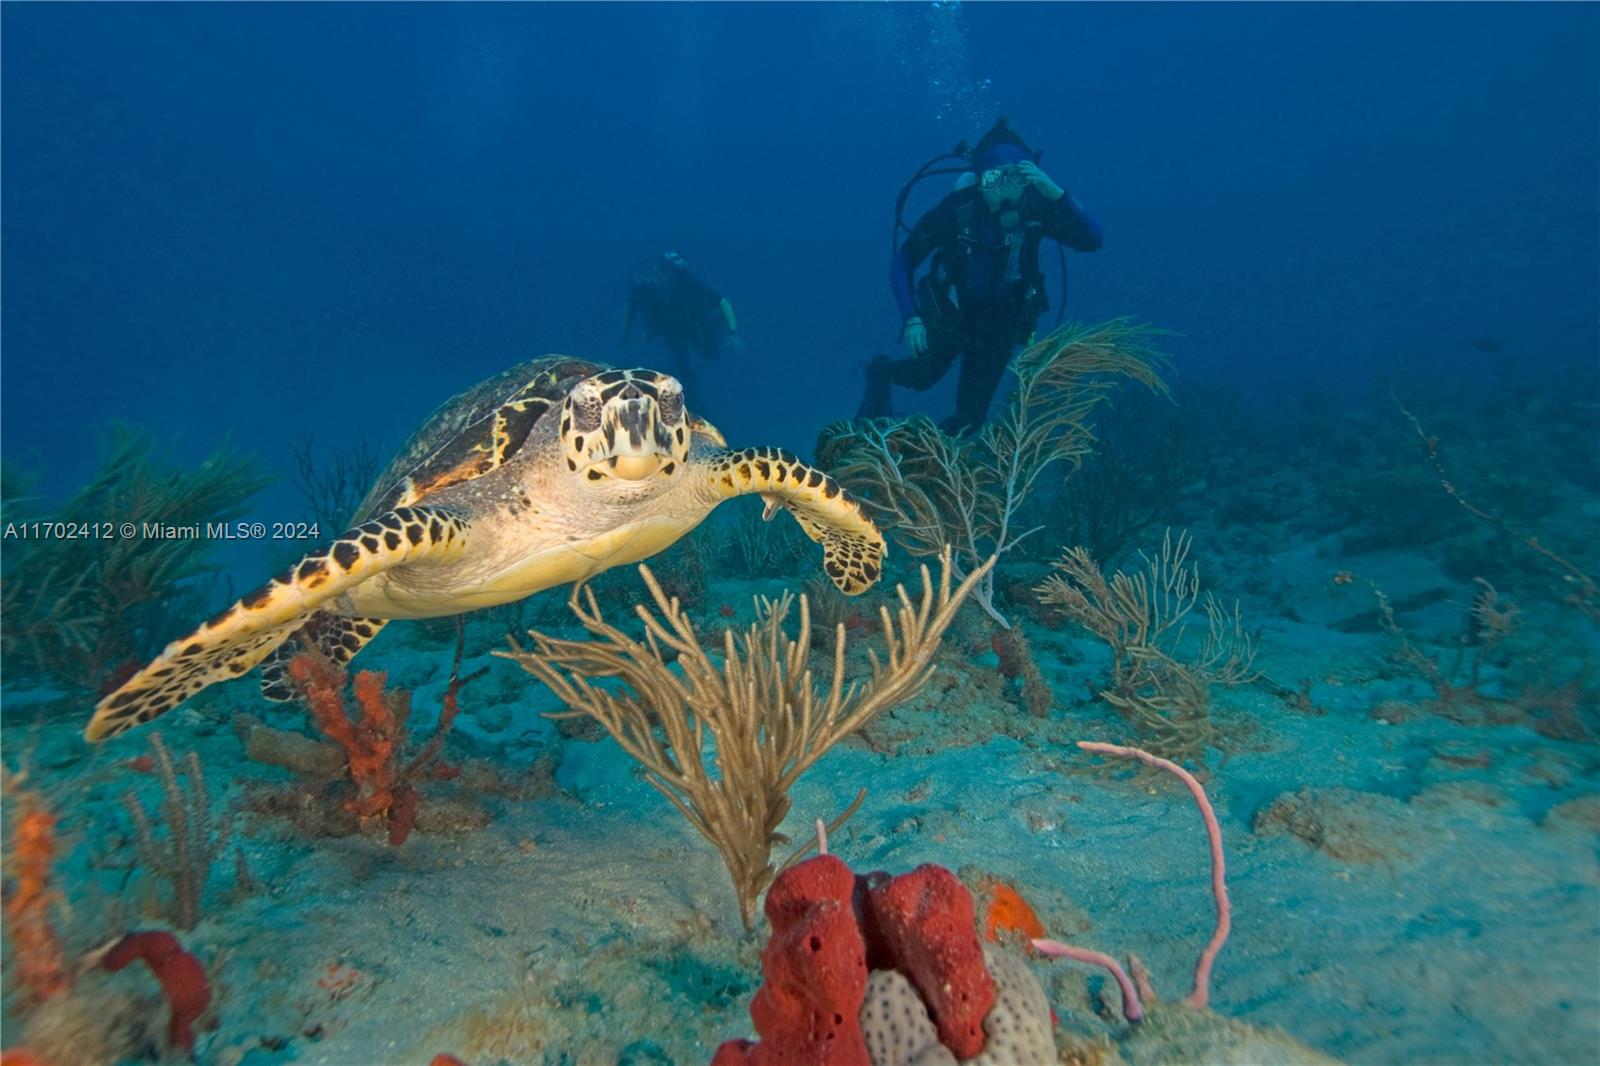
[1039,382,1211,566]
[1,423,272,693]
[712,499,811,581]
[1036,530,1257,763]
[1366,574,1598,739]
[818,320,1170,626]
[503,551,991,930]
[1393,389,1600,623]
[294,654,405,825]
[991,625,1054,717]
[286,634,478,845]
[2,774,71,1009]
[289,435,384,535]
[121,734,227,932]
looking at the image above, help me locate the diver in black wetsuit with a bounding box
[622,252,741,391]
[859,120,1103,435]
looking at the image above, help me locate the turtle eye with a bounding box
[569,395,603,433]
[655,388,683,427]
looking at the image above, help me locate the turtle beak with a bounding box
[590,387,677,481]
[607,453,664,480]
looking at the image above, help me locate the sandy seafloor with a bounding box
[3,483,1598,1066]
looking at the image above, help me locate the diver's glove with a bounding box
[902,316,929,359]
[1017,161,1064,201]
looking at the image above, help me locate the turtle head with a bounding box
[560,369,691,487]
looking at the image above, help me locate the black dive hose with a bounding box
[890,155,971,252]
[1054,241,1068,331]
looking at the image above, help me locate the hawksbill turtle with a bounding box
[85,356,885,742]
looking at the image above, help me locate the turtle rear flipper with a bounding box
[259,613,389,702]
[85,507,471,742]
[708,447,885,595]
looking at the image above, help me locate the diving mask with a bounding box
[980,165,1027,196]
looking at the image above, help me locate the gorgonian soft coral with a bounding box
[818,320,1170,626]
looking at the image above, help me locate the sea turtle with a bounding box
[85,356,886,742]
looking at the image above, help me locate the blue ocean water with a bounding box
[2,5,1596,1065]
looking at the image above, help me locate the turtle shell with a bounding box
[352,355,606,522]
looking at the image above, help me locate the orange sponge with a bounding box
[984,882,1046,945]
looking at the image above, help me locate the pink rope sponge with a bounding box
[1031,740,1232,1022]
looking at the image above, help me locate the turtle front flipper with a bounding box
[85,507,472,742]
[706,447,885,595]
[689,414,726,447]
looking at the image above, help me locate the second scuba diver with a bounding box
[622,251,741,393]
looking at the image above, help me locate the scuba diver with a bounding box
[622,252,741,391]
[859,119,1103,434]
